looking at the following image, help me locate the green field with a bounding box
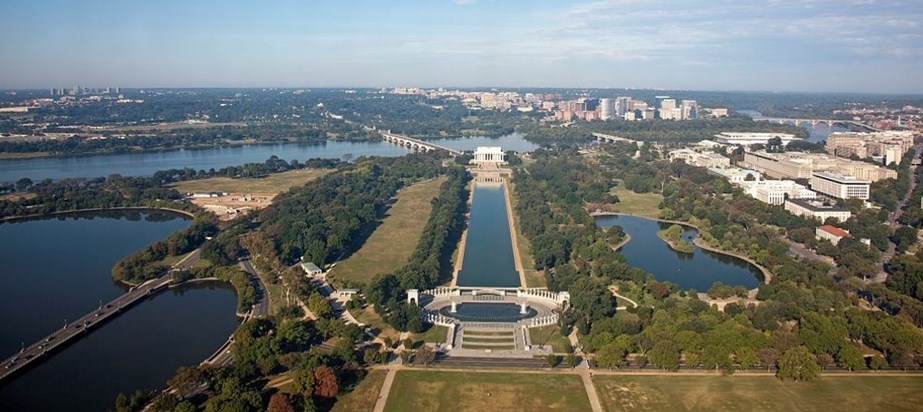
[329,177,445,285]
[170,168,330,194]
[414,324,449,345]
[529,325,572,353]
[606,187,663,219]
[384,370,590,412]
[592,375,923,412]
[330,370,388,412]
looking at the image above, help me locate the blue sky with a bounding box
[1,0,921,93]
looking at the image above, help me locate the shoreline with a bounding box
[450,180,474,287]
[0,206,196,223]
[591,211,773,285]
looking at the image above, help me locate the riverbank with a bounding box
[0,206,196,222]
[591,211,773,286]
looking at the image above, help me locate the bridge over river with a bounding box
[380,131,462,156]
[0,250,202,383]
[754,117,881,132]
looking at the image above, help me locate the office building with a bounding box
[816,225,850,244]
[599,98,616,120]
[784,199,852,222]
[659,99,677,120]
[616,96,632,116]
[714,132,800,146]
[668,149,731,168]
[681,100,698,120]
[738,180,816,205]
[708,167,763,183]
[810,171,870,200]
[742,150,896,181]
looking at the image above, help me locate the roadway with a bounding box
[202,259,271,367]
[0,249,202,383]
[875,144,922,283]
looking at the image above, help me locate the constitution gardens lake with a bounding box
[0,210,240,412]
[0,133,540,182]
[595,214,763,291]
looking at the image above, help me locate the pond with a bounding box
[455,182,521,288]
[595,214,763,291]
[0,210,239,412]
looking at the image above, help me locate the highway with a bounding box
[202,258,271,367]
[0,249,202,383]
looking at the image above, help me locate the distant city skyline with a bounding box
[1,0,922,94]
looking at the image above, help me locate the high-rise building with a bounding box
[654,95,670,109]
[659,99,677,119]
[681,100,698,120]
[599,98,616,120]
[616,96,632,116]
[809,171,870,200]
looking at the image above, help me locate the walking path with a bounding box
[608,286,639,309]
[579,370,604,412]
[372,366,399,412]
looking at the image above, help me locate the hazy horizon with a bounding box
[2,0,922,94]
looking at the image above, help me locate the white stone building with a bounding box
[784,199,852,222]
[714,132,799,146]
[816,225,850,244]
[739,180,816,205]
[472,146,506,164]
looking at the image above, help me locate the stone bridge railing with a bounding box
[424,312,456,327]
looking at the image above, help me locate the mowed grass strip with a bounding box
[529,325,572,353]
[170,168,331,194]
[607,187,663,219]
[330,177,446,284]
[330,370,388,412]
[384,370,590,412]
[593,375,923,412]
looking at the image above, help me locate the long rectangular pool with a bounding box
[456,182,521,288]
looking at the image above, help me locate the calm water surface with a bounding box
[456,182,520,288]
[0,134,539,182]
[0,211,239,412]
[595,214,762,290]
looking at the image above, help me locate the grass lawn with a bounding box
[592,375,923,412]
[414,324,448,345]
[606,187,663,219]
[461,343,516,350]
[529,325,572,353]
[384,370,590,412]
[170,168,330,194]
[159,251,212,270]
[329,177,445,285]
[353,305,401,341]
[507,179,544,287]
[463,330,513,336]
[330,370,388,412]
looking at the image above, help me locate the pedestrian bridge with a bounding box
[380,131,462,156]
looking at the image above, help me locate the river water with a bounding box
[0,133,539,182]
[0,211,240,412]
[739,109,849,143]
[595,214,762,290]
[455,182,521,288]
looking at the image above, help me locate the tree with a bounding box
[168,366,206,398]
[415,345,436,366]
[312,365,339,398]
[869,355,887,370]
[758,348,780,372]
[596,343,627,369]
[546,354,561,368]
[816,353,834,370]
[267,393,296,412]
[15,177,32,192]
[566,353,580,368]
[777,346,820,381]
[836,345,865,372]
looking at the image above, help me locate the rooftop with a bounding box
[811,171,871,184]
[785,198,849,212]
[818,225,850,238]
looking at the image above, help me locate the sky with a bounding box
[1,0,922,93]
